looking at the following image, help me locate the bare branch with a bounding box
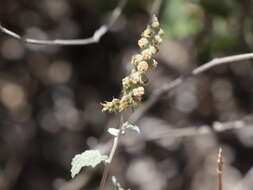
[144,114,252,141]
[129,52,253,123]
[0,0,127,46]
[193,53,253,75]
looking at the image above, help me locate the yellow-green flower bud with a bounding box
[154,35,162,45]
[119,96,133,111]
[158,29,164,36]
[122,76,131,88]
[138,38,149,49]
[137,61,149,72]
[130,72,141,84]
[141,49,152,60]
[101,98,120,112]
[132,54,143,65]
[143,28,153,38]
[133,87,145,97]
[149,46,158,55]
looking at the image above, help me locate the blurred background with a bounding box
[1,0,253,189]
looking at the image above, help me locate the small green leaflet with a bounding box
[123,122,140,133]
[71,150,108,178]
[108,128,120,136]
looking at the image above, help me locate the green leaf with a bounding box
[123,122,140,133]
[108,128,120,137]
[71,150,108,178]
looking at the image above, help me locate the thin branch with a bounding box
[0,0,127,46]
[217,148,224,190]
[129,52,253,123]
[193,53,253,75]
[144,114,253,141]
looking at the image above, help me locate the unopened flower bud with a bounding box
[122,76,131,88]
[137,61,149,72]
[154,35,162,45]
[149,46,158,55]
[138,38,149,49]
[158,29,164,36]
[132,54,143,65]
[101,98,120,112]
[141,49,152,60]
[143,28,153,38]
[130,72,141,84]
[119,96,133,111]
[112,98,120,105]
[133,87,145,97]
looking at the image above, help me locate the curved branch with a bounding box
[0,0,127,46]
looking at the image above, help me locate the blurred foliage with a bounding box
[162,0,204,39]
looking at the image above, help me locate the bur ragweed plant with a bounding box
[70,16,163,188]
[102,16,164,112]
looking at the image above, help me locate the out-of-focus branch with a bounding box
[145,114,253,141]
[217,148,224,190]
[129,52,253,123]
[0,0,127,46]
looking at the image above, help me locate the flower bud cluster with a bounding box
[102,16,163,112]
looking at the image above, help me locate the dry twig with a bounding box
[0,0,127,46]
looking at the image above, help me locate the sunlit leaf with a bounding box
[71,150,108,178]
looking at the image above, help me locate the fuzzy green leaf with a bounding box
[71,150,108,178]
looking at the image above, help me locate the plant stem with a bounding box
[99,114,124,190]
[217,147,224,190]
